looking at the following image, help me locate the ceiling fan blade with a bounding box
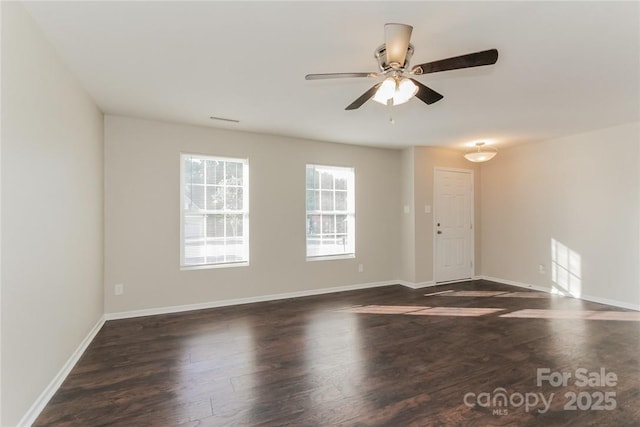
[305,72,376,80]
[345,83,382,110]
[410,78,444,105]
[412,49,499,75]
[385,23,413,67]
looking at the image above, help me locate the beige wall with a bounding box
[400,147,416,282]
[400,146,481,284]
[104,116,402,313]
[1,3,104,425]
[480,122,640,308]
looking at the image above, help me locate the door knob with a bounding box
[437,230,442,234]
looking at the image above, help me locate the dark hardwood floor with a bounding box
[34,280,640,426]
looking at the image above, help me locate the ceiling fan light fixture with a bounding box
[395,78,418,103]
[372,77,417,106]
[372,77,396,104]
[464,142,497,162]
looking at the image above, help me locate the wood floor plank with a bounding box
[33,280,640,426]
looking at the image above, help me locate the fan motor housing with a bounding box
[375,43,414,72]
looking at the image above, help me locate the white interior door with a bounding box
[434,168,474,283]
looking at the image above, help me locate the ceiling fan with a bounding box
[305,23,498,110]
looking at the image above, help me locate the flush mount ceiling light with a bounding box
[464,142,497,162]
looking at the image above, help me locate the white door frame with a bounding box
[433,167,475,283]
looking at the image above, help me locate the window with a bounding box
[181,154,249,268]
[306,164,355,259]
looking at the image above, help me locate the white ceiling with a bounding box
[23,1,640,150]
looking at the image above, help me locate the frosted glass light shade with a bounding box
[372,78,396,104]
[464,143,497,162]
[372,77,417,106]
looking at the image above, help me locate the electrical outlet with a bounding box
[538,264,546,275]
[114,283,124,296]
[358,264,364,273]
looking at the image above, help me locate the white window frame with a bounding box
[305,164,355,261]
[180,153,249,269]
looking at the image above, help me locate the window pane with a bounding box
[306,190,319,211]
[184,215,204,240]
[225,236,245,261]
[335,176,347,190]
[307,214,321,235]
[206,160,224,185]
[335,191,347,211]
[226,187,242,210]
[320,171,334,190]
[336,215,347,233]
[206,214,224,238]
[226,214,243,237]
[306,166,316,189]
[206,186,224,210]
[186,158,204,184]
[322,215,335,233]
[184,215,205,265]
[321,190,334,211]
[206,242,226,264]
[184,243,205,265]
[226,161,243,185]
[236,188,244,210]
[187,185,205,211]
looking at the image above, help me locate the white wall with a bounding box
[1,3,104,425]
[104,115,402,313]
[481,122,640,309]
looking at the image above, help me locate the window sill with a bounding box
[180,261,249,271]
[306,254,355,262]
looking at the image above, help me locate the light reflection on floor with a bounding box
[337,305,640,321]
[424,290,552,298]
[336,305,505,317]
[406,307,506,317]
[495,292,551,298]
[437,290,509,297]
[501,309,640,321]
[335,305,430,315]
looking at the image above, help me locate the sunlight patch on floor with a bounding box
[336,305,504,317]
[426,290,552,298]
[501,309,640,321]
[337,305,640,321]
[406,307,506,317]
[335,305,429,315]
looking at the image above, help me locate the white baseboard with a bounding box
[397,280,436,289]
[431,278,474,286]
[17,315,106,427]
[105,280,401,320]
[480,275,640,311]
[480,275,551,293]
[578,293,640,311]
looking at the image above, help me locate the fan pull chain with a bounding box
[387,100,395,124]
